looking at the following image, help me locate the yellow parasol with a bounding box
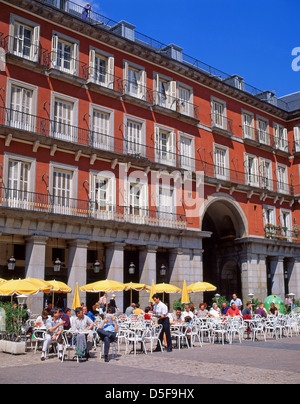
[181,280,190,304]
[45,280,72,306]
[124,282,150,304]
[187,282,217,293]
[150,282,181,302]
[0,278,7,285]
[25,278,53,292]
[80,279,125,293]
[72,282,81,310]
[0,278,44,296]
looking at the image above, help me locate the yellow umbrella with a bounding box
[25,278,53,292]
[181,280,190,304]
[124,282,150,304]
[0,278,7,284]
[187,282,217,293]
[46,280,72,306]
[80,279,125,293]
[0,279,42,296]
[72,282,81,310]
[151,282,181,302]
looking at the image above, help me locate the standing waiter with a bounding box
[152,293,172,352]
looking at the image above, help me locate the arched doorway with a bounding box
[201,195,248,302]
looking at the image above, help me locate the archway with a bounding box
[200,195,248,302]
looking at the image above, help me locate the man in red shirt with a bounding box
[226,303,241,317]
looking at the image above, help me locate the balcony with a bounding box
[0,34,49,72]
[0,186,187,230]
[87,69,123,98]
[211,114,233,138]
[121,79,154,107]
[153,92,199,124]
[46,51,88,85]
[264,224,300,243]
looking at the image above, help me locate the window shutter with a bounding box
[108,56,114,89]
[51,35,58,68]
[72,43,78,75]
[154,126,160,162]
[169,81,177,110]
[169,131,176,164]
[89,49,95,81]
[32,25,40,62]
[294,126,300,152]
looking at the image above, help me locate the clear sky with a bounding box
[85,0,299,98]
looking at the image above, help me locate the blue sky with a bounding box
[88,0,298,98]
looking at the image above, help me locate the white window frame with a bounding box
[123,115,146,157]
[263,205,276,227]
[242,109,255,141]
[256,115,269,145]
[49,161,78,216]
[9,14,40,62]
[124,60,146,100]
[244,153,259,187]
[294,126,300,152]
[3,152,36,210]
[88,46,114,89]
[178,132,195,171]
[157,183,176,222]
[125,175,149,221]
[153,72,176,110]
[90,104,114,151]
[154,124,176,166]
[259,157,273,191]
[50,92,78,143]
[89,170,116,219]
[51,31,79,76]
[274,123,288,152]
[6,78,38,132]
[211,96,227,130]
[176,81,193,117]
[214,144,229,181]
[276,163,289,194]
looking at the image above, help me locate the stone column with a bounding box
[240,253,268,306]
[269,256,285,298]
[287,258,300,299]
[67,239,89,309]
[25,235,48,314]
[105,243,125,312]
[139,245,157,308]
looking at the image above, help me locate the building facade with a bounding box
[0,0,299,312]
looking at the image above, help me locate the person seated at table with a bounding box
[125,303,136,317]
[254,302,267,318]
[221,302,230,316]
[169,307,184,324]
[208,303,221,319]
[61,307,71,330]
[197,303,209,318]
[269,302,278,317]
[182,305,194,320]
[226,303,241,317]
[133,304,144,315]
[242,302,253,318]
[41,307,65,361]
[144,307,152,321]
[71,307,95,359]
[34,309,49,328]
[97,308,119,363]
[189,303,197,316]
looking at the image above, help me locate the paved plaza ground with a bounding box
[0,335,299,385]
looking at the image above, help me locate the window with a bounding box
[7,159,31,208]
[281,210,292,231]
[9,15,40,62]
[276,164,288,194]
[52,169,72,214]
[245,154,259,187]
[177,85,192,116]
[124,61,146,99]
[89,48,114,88]
[90,171,115,217]
[257,118,269,145]
[9,84,34,131]
[214,145,229,180]
[158,185,175,221]
[211,98,227,129]
[242,111,255,140]
[274,123,288,152]
[154,73,176,110]
[51,34,79,75]
[179,133,194,171]
[125,181,148,219]
[294,126,300,152]
[125,119,144,156]
[263,206,276,226]
[92,109,110,150]
[155,126,176,166]
[259,158,273,191]
[51,93,78,143]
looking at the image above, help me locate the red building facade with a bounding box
[0,0,299,311]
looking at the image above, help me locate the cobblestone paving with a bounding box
[0,336,299,384]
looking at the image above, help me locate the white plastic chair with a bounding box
[144,324,163,353]
[61,331,82,363]
[32,329,47,353]
[125,328,147,355]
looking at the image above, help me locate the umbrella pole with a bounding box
[130,289,132,305]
